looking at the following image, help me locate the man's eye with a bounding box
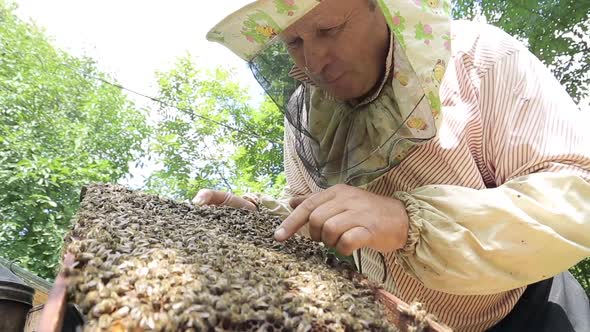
[318,23,344,36]
[286,38,302,48]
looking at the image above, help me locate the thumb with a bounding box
[193,189,256,211]
[192,189,223,206]
[223,194,257,211]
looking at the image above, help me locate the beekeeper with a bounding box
[194,0,590,330]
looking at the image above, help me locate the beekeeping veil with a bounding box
[207,0,452,188]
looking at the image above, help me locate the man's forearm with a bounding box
[392,172,590,295]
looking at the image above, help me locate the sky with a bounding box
[13,0,263,98]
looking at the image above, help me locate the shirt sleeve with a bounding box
[392,38,590,295]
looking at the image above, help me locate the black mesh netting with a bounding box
[248,39,434,188]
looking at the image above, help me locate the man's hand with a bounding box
[192,189,257,211]
[274,184,409,256]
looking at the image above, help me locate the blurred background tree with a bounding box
[145,55,285,200]
[0,0,150,279]
[453,0,590,107]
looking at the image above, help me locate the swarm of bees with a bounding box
[63,184,399,331]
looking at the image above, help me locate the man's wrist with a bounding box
[392,191,422,256]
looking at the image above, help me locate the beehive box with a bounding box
[39,184,450,332]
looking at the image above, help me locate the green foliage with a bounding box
[570,259,590,296]
[0,0,150,279]
[453,0,590,106]
[146,55,284,200]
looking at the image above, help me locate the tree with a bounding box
[0,0,150,279]
[146,55,285,200]
[453,0,590,107]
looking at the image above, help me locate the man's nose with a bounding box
[303,38,330,77]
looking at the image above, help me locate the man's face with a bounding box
[280,0,389,101]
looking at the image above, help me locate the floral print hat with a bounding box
[207,0,452,188]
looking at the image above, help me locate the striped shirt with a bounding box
[279,20,590,331]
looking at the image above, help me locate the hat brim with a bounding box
[206,0,321,62]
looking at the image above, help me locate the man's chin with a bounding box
[325,87,366,103]
[319,82,358,102]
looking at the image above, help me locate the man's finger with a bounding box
[224,195,257,211]
[192,189,230,206]
[335,227,371,257]
[289,195,311,209]
[275,191,336,242]
[320,212,359,248]
[308,200,347,242]
[193,189,256,211]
